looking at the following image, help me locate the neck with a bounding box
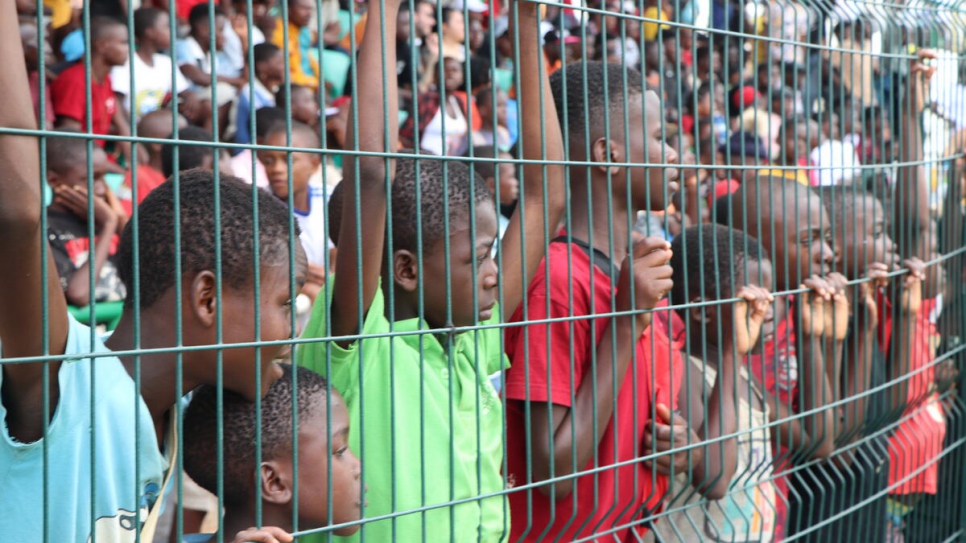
[106,303,205,444]
[137,42,158,63]
[687,334,723,368]
[223,504,293,539]
[148,152,164,173]
[567,177,631,264]
[91,56,111,82]
[293,187,310,214]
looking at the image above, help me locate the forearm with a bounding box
[897,76,930,231]
[691,354,738,499]
[841,328,874,441]
[799,333,837,458]
[887,312,917,418]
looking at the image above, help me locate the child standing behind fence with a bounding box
[502,60,686,542]
[296,0,566,541]
[645,225,777,542]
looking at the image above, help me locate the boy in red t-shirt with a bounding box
[718,176,844,540]
[51,16,133,160]
[503,61,688,542]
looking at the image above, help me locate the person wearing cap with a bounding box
[720,131,771,184]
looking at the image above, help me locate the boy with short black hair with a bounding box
[112,7,191,122]
[275,84,320,128]
[177,4,246,126]
[297,0,566,540]
[0,0,306,535]
[183,363,363,541]
[501,60,684,542]
[646,224,778,542]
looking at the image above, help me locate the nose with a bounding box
[482,259,499,289]
[664,144,680,166]
[818,241,835,268]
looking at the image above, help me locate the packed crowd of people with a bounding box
[1,0,965,541]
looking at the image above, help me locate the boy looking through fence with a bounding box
[183,364,363,542]
[501,60,686,542]
[296,0,566,541]
[0,0,307,536]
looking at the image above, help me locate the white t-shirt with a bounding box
[421,95,470,156]
[295,176,334,267]
[111,53,190,122]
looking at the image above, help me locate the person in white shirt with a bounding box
[111,8,190,123]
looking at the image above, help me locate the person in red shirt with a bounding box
[118,108,187,216]
[718,176,842,540]
[51,16,133,162]
[503,61,688,542]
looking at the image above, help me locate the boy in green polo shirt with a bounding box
[296,0,565,541]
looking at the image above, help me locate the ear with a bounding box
[392,249,420,293]
[687,296,710,325]
[591,137,622,176]
[260,461,294,506]
[188,270,218,328]
[485,176,496,194]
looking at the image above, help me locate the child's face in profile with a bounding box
[259,131,321,200]
[625,90,680,212]
[835,194,898,278]
[291,88,321,127]
[416,204,499,328]
[296,392,364,535]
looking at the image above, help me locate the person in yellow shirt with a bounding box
[272,0,321,90]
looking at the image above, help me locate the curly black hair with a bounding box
[183,364,330,508]
[549,61,645,149]
[116,169,297,309]
[44,130,88,175]
[670,224,768,307]
[161,126,218,179]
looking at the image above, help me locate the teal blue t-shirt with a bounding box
[0,315,166,542]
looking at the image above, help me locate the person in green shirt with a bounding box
[296,0,565,540]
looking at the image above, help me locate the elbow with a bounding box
[531,453,576,501]
[65,285,91,308]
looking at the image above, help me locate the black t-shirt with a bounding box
[787,329,890,543]
[47,209,126,304]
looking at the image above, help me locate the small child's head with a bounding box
[117,170,304,399]
[670,224,775,349]
[819,185,898,278]
[258,121,322,200]
[721,175,835,292]
[692,82,713,119]
[253,106,287,143]
[275,85,320,127]
[189,4,227,51]
[388,157,497,328]
[134,7,171,51]
[183,364,362,535]
[720,131,769,184]
[45,131,92,190]
[91,16,130,68]
[474,86,508,129]
[139,108,187,162]
[254,42,285,89]
[550,61,680,212]
[161,126,229,178]
[288,0,315,28]
[469,146,518,207]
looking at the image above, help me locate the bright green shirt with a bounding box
[297,282,509,543]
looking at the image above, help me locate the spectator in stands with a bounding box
[232,106,286,190]
[258,121,331,300]
[119,108,188,215]
[161,126,233,179]
[437,7,466,61]
[234,43,283,145]
[297,1,566,541]
[396,0,436,90]
[647,225,777,541]
[772,116,816,186]
[473,85,511,152]
[20,21,55,128]
[45,134,126,306]
[271,0,321,91]
[809,110,863,186]
[502,61,684,542]
[183,364,363,542]
[275,84,321,128]
[720,131,770,184]
[719,176,840,540]
[51,16,135,161]
[112,8,190,123]
[178,4,246,134]
[400,56,482,155]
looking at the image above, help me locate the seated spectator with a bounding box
[119,108,188,215]
[20,21,55,128]
[258,121,332,299]
[183,364,363,542]
[177,4,246,128]
[646,224,777,542]
[46,133,127,306]
[51,17,132,155]
[400,56,483,155]
[271,0,321,90]
[720,131,771,184]
[234,43,284,145]
[161,126,233,179]
[111,8,190,123]
[467,145,518,241]
[274,84,321,128]
[232,106,286,190]
[474,86,511,152]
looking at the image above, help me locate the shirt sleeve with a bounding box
[176,40,201,68]
[51,67,85,122]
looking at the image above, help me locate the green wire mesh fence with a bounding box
[0,0,964,542]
